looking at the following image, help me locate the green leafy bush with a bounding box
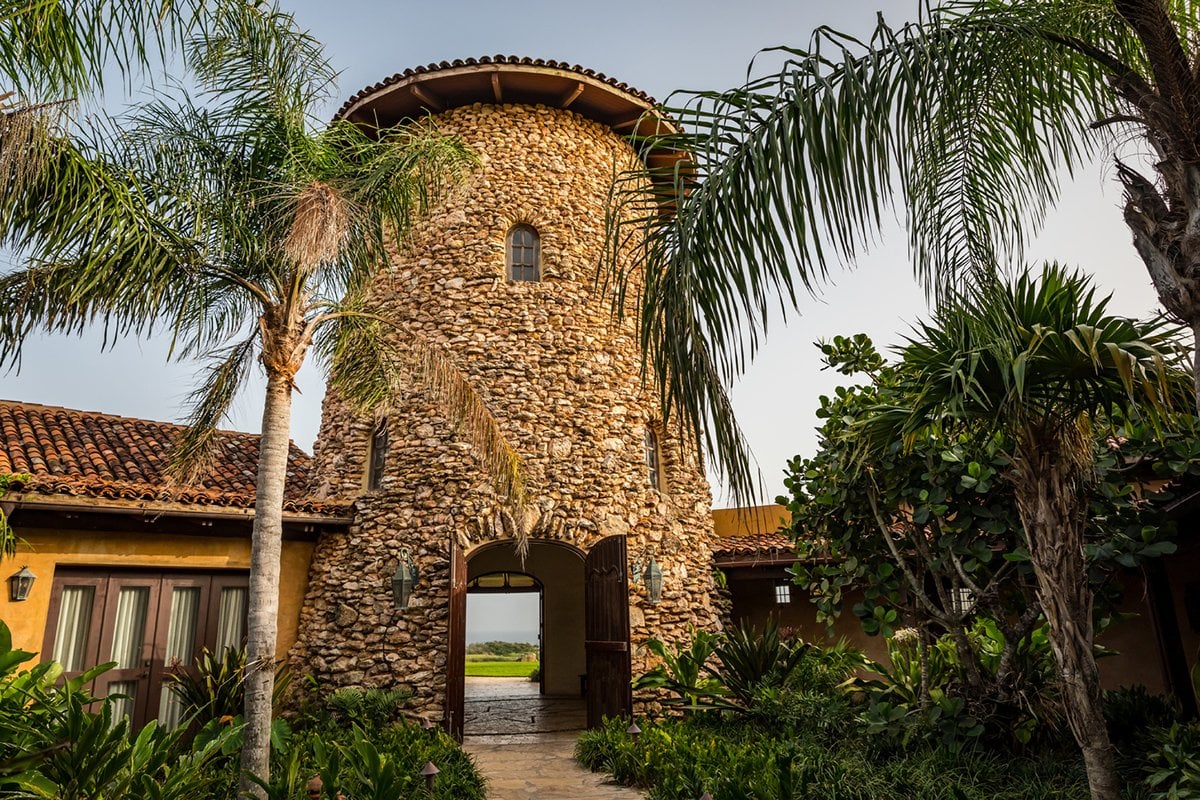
[576,716,1091,800]
[0,620,235,800]
[1147,722,1200,800]
[165,645,293,725]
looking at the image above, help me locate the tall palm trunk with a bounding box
[1011,433,1120,800]
[238,368,294,799]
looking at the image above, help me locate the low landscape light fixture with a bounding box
[421,761,439,793]
[8,566,34,602]
[627,721,641,744]
[391,548,418,609]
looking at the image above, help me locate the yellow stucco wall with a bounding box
[711,504,791,537]
[1,530,314,660]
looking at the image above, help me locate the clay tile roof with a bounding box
[336,54,659,120]
[0,400,347,515]
[712,532,796,559]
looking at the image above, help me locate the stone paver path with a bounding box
[462,677,643,799]
[464,732,644,800]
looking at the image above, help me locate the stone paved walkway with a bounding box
[464,731,645,800]
[462,677,643,799]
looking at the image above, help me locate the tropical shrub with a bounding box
[577,716,1092,800]
[0,620,236,800]
[1146,723,1200,800]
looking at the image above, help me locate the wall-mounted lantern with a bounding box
[642,557,663,604]
[632,549,664,605]
[391,548,418,609]
[8,566,34,602]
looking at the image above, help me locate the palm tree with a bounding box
[0,4,524,793]
[0,0,224,557]
[1,0,218,235]
[862,265,1191,799]
[610,0,1200,503]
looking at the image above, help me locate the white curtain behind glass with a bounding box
[215,587,247,651]
[107,680,137,722]
[109,587,150,668]
[158,587,201,728]
[51,586,95,671]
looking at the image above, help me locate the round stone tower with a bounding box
[291,57,719,732]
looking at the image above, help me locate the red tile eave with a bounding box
[0,400,346,517]
[336,55,659,120]
[1,475,350,518]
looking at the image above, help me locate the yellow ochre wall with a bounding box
[1,529,315,660]
[711,505,790,538]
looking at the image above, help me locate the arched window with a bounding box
[507,224,540,282]
[366,418,388,491]
[644,428,664,492]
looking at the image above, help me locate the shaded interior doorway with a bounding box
[462,540,586,737]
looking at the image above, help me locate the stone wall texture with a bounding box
[289,102,719,720]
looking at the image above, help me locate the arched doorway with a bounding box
[461,540,584,737]
[445,535,631,739]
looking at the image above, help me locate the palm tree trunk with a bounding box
[1012,443,1120,800]
[237,369,294,798]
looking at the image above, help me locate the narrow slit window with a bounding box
[367,418,388,491]
[645,428,663,491]
[507,225,540,282]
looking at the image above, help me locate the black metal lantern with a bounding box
[642,557,663,605]
[8,566,34,602]
[391,549,418,609]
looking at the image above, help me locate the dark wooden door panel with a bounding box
[584,534,631,728]
[446,535,467,741]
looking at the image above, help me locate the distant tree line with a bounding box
[466,641,537,657]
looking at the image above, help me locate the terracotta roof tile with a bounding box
[712,532,795,559]
[0,400,347,515]
[336,55,659,120]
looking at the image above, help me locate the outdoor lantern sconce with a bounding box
[632,548,664,605]
[8,566,34,602]
[391,548,418,609]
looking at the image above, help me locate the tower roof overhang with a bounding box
[336,56,685,181]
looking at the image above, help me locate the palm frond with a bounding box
[169,337,259,486]
[609,0,1185,504]
[0,0,207,100]
[888,264,1192,447]
[186,1,335,125]
[314,303,529,546]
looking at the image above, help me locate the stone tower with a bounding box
[290,57,719,730]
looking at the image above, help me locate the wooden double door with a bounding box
[445,534,631,739]
[43,568,249,729]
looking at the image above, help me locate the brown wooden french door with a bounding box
[584,535,632,727]
[43,568,249,729]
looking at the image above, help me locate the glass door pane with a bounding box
[157,587,201,729]
[215,587,248,652]
[109,587,150,668]
[51,586,95,672]
[107,680,138,724]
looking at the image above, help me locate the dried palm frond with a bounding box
[0,101,59,209]
[408,336,529,556]
[283,180,349,272]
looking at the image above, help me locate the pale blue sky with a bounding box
[1,0,1161,507]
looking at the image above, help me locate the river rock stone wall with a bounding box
[290,102,719,720]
